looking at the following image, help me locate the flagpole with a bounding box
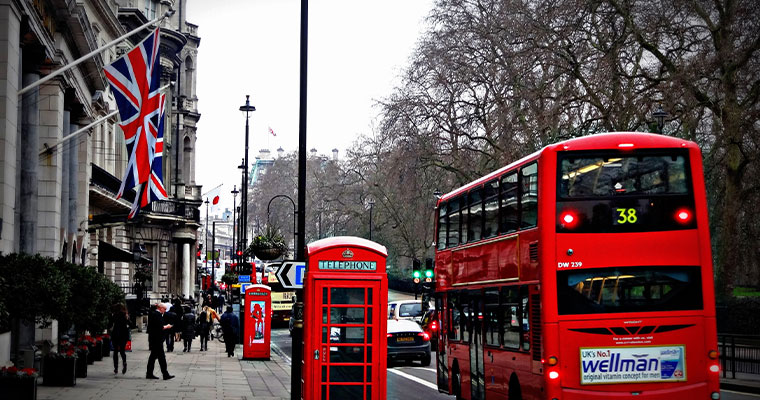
[18,10,175,96]
[38,110,118,156]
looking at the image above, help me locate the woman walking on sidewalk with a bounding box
[198,306,213,351]
[182,305,197,352]
[220,306,239,357]
[109,303,130,374]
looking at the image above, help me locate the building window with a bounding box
[145,0,157,20]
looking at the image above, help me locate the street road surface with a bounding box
[270,325,757,400]
[271,327,452,400]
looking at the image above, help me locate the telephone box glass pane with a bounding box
[329,346,364,363]
[331,288,365,304]
[329,366,364,382]
[329,327,365,343]
[367,346,372,362]
[323,287,328,304]
[321,385,327,400]
[368,288,373,305]
[330,307,365,324]
[323,307,328,323]
[366,386,372,400]
[329,385,364,398]
[322,327,328,343]
[321,366,327,382]
[367,308,372,325]
[367,327,372,343]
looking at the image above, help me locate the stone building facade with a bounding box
[0,0,202,330]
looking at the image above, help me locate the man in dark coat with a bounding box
[146,303,175,380]
[219,306,239,357]
[163,305,177,352]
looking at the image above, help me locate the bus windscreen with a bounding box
[557,266,703,315]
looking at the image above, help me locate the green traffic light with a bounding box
[413,270,421,279]
[425,270,433,278]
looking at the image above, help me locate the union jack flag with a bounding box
[103,28,167,218]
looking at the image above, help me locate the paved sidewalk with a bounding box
[36,329,291,400]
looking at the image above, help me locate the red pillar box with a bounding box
[243,284,271,360]
[302,236,388,400]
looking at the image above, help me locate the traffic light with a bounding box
[197,244,203,259]
[424,258,434,283]
[412,259,421,284]
[236,250,243,257]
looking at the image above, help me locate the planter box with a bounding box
[42,357,76,386]
[86,345,95,365]
[102,338,111,357]
[0,377,37,400]
[253,246,283,261]
[92,342,103,362]
[75,352,88,378]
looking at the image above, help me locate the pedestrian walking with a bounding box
[145,303,174,380]
[220,306,239,357]
[109,303,130,375]
[198,306,213,351]
[169,299,183,344]
[217,292,225,314]
[163,303,178,352]
[182,305,196,352]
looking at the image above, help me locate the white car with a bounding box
[388,300,426,322]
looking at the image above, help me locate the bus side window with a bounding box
[484,290,500,347]
[500,173,519,234]
[448,197,461,247]
[461,295,470,343]
[483,180,499,238]
[448,294,460,341]
[520,163,538,229]
[501,287,520,350]
[437,202,448,250]
[468,188,483,243]
[521,289,531,352]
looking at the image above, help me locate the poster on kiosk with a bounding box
[243,284,271,360]
[302,236,388,400]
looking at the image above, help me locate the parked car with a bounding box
[419,309,439,348]
[387,319,431,366]
[388,300,426,322]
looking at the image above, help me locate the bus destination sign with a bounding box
[318,260,377,271]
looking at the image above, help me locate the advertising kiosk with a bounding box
[302,236,388,400]
[243,284,271,360]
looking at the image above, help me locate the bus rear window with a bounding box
[557,150,696,233]
[557,266,703,315]
[559,152,689,198]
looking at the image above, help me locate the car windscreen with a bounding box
[557,266,703,315]
[398,303,423,318]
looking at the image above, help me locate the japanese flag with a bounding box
[204,184,223,214]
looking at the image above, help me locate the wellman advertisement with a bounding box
[580,345,687,385]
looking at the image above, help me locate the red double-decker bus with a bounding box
[433,132,720,399]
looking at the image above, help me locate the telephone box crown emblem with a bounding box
[342,249,354,259]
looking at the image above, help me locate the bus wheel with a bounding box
[508,374,522,400]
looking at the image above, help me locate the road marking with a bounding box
[721,389,760,398]
[388,368,438,390]
[406,367,437,373]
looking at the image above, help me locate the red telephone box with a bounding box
[243,284,271,360]
[303,236,388,400]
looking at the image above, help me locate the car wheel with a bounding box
[421,353,431,367]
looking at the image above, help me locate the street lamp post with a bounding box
[239,96,256,265]
[204,198,209,279]
[368,199,375,241]
[652,105,669,134]
[231,185,239,266]
[237,159,246,262]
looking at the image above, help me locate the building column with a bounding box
[60,111,70,259]
[182,242,190,298]
[68,123,77,261]
[0,1,21,254]
[37,80,64,258]
[76,121,91,264]
[19,72,39,254]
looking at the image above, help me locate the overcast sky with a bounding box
[186,0,434,215]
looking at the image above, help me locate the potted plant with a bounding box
[42,342,76,387]
[0,366,38,400]
[250,225,288,260]
[79,336,97,365]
